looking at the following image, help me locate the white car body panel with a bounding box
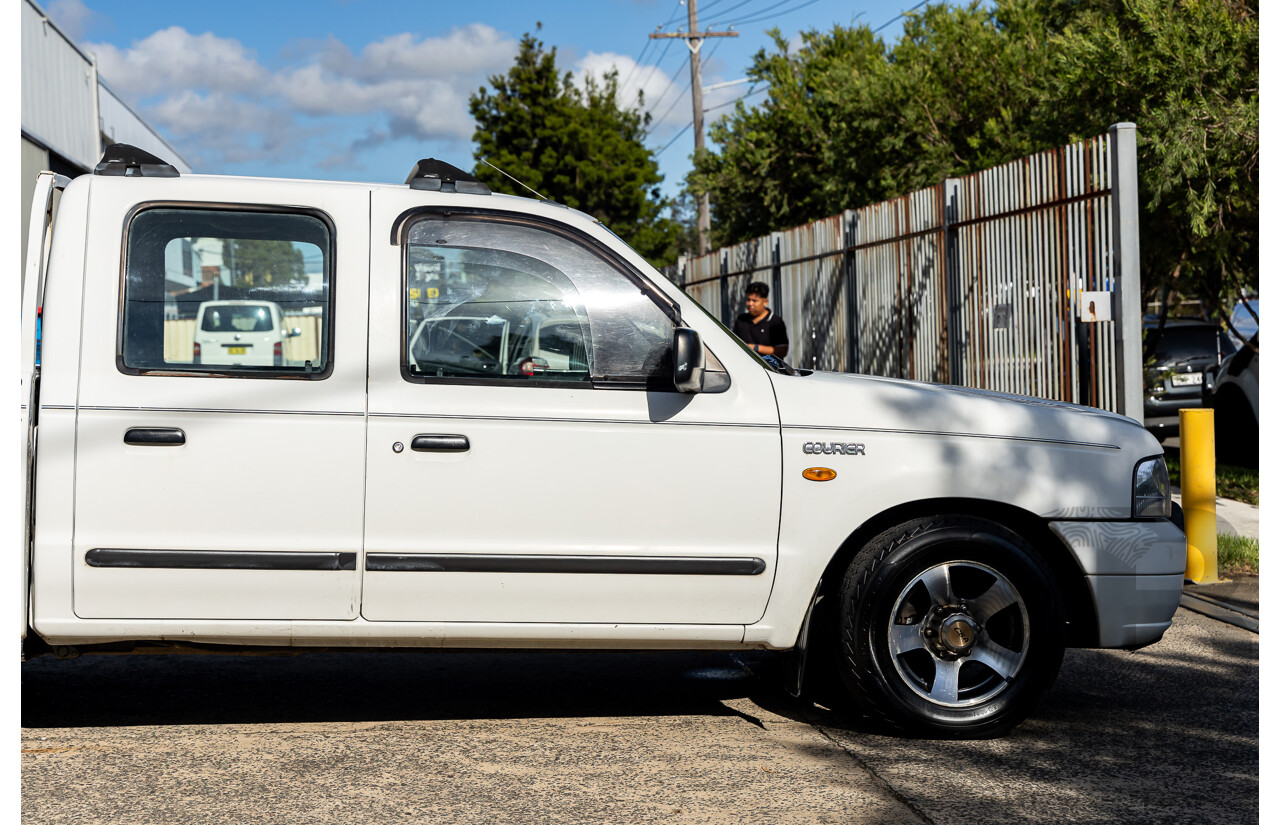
[55,175,370,627]
[363,188,781,626]
[23,171,1183,658]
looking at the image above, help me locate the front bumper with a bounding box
[1050,519,1187,649]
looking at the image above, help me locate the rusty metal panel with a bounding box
[656,129,1127,413]
[779,216,845,371]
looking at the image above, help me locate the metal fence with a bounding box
[665,123,1143,417]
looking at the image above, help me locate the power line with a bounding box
[873,0,929,33]
[708,0,795,28]
[722,0,822,28]
[653,83,767,157]
[705,84,767,112]
[650,37,725,125]
[702,0,757,28]
[656,0,693,28]
[640,32,695,114]
[654,123,693,157]
[637,37,676,97]
[619,37,654,92]
[659,0,735,28]
[645,53,690,115]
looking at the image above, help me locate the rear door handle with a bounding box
[124,428,186,446]
[411,434,469,453]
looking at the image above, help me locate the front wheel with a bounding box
[838,516,1064,738]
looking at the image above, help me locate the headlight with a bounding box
[1133,456,1172,518]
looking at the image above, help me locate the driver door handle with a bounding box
[124,427,186,446]
[411,434,470,453]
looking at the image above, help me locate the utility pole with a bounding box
[651,0,736,255]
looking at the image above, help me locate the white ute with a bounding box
[20,146,1186,738]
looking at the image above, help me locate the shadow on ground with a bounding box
[22,648,800,729]
[767,615,1259,825]
[22,611,1256,824]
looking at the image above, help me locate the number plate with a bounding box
[1171,372,1202,387]
[225,346,248,355]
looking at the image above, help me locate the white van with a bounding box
[193,300,297,367]
[19,147,1185,738]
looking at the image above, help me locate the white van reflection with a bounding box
[193,300,300,367]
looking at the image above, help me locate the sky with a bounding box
[38,0,921,199]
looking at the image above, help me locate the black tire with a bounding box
[838,516,1065,738]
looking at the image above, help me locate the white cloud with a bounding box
[84,22,519,170]
[144,91,305,165]
[46,0,105,42]
[89,27,268,97]
[574,51,698,136]
[576,51,675,112]
[572,49,754,142]
[344,25,517,81]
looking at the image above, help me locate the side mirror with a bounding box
[673,327,705,393]
[286,327,303,338]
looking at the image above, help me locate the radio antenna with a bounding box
[480,158,548,201]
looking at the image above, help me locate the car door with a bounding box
[71,177,369,621]
[362,191,781,625]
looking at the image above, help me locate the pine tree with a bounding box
[470,31,683,265]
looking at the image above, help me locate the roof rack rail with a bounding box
[94,143,181,178]
[405,158,490,195]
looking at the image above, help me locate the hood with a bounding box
[770,370,1152,450]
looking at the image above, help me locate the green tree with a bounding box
[470,31,682,266]
[1045,0,1258,337]
[221,239,306,287]
[692,1,1057,245]
[692,0,1257,328]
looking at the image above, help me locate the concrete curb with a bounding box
[1179,591,1259,633]
[1171,487,1258,539]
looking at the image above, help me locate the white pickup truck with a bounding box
[20,145,1186,738]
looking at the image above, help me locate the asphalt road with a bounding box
[22,607,1257,824]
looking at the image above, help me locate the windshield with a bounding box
[1149,327,1230,364]
[200,305,275,332]
[1229,299,1259,346]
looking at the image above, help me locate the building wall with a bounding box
[21,1,100,170]
[98,83,192,173]
[21,0,190,280]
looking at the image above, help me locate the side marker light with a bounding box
[803,467,837,482]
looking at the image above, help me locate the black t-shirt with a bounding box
[734,309,789,348]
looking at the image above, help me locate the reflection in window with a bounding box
[122,209,331,375]
[403,217,672,386]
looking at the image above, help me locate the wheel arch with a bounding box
[814,497,1098,648]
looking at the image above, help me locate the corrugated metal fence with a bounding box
[665,124,1143,415]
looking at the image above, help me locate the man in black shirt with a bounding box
[733,282,789,359]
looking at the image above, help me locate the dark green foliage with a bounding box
[221,239,306,287]
[691,0,1257,318]
[1047,0,1258,321]
[469,32,683,266]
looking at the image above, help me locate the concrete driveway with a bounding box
[22,607,1256,824]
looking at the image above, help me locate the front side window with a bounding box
[403,215,675,387]
[121,207,332,376]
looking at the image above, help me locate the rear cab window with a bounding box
[119,207,334,378]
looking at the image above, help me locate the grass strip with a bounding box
[1217,533,1259,576]
[1165,457,1259,506]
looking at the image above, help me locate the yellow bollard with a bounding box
[1180,408,1219,583]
